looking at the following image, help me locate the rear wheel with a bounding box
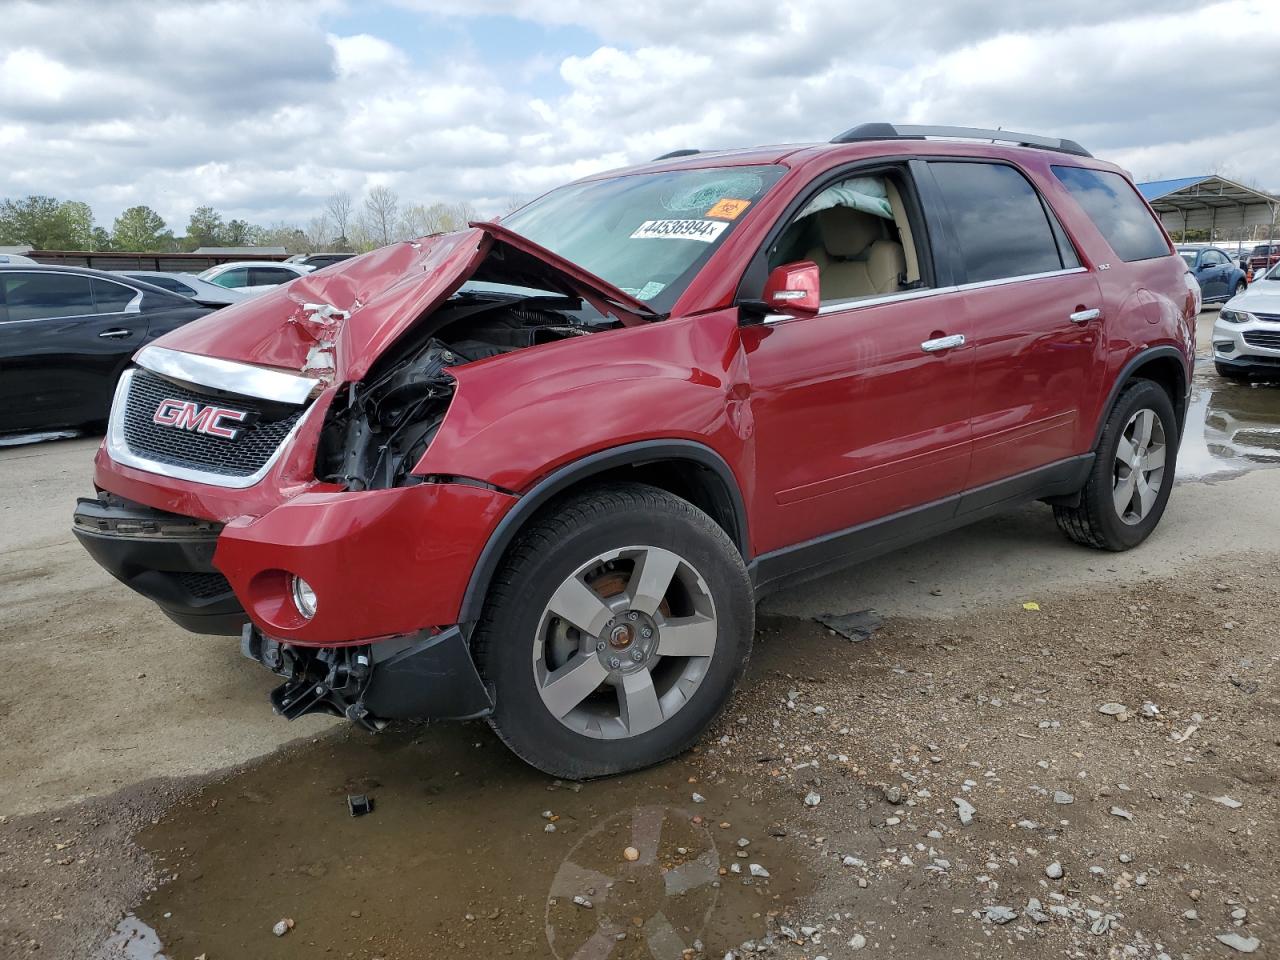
[1054,379,1177,551]
[473,483,753,779]
[1233,280,1247,297]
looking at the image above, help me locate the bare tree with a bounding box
[305,213,331,251]
[325,191,354,247]
[362,186,399,247]
[399,200,478,238]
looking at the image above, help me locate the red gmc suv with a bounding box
[74,124,1197,778]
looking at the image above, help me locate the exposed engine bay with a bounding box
[315,287,617,490]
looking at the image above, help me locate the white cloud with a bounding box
[0,0,1275,237]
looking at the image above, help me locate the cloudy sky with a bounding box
[1,0,1276,231]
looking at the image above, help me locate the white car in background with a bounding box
[196,261,310,297]
[1213,260,1280,380]
[116,270,248,307]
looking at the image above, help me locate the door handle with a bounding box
[98,329,132,339]
[921,333,965,353]
[1069,308,1102,324]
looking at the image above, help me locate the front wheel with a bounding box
[473,483,754,779]
[1054,379,1178,551]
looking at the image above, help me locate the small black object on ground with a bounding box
[347,794,375,817]
[813,609,882,642]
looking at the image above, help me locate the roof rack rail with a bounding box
[830,123,1092,159]
[652,149,702,161]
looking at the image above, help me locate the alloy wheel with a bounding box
[1112,407,1167,525]
[532,545,718,740]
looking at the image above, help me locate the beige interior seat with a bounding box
[804,206,906,301]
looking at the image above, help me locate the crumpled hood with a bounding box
[150,223,655,384]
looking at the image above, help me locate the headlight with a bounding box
[291,576,318,619]
[1220,308,1254,324]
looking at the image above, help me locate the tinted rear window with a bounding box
[1052,166,1170,262]
[929,161,1066,283]
[92,278,136,313]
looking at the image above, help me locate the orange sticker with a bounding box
[705,198,751,220]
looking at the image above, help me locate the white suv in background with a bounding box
[1215,261,1280,380]
[197,261,310,297]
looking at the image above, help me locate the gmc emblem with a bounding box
[153,398,253,440]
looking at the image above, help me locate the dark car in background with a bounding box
[1177,245,1247,302]
[0,265,217,434]
[1247,243,1280,277]
[290,252,356,270]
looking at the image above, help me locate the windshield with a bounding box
[501,164,787,312]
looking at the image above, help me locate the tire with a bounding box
[472,482,754,779]
[1234,280,1247,297]
[1054,379,1178,551]
[1216,361,1249,381]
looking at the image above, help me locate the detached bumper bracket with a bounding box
[242,624,494,727]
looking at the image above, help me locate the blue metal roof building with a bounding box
[1135,175,1277,243]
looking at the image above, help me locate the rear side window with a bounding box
[92,278,136,313]
[1052,166,1170,262]
[929,162,1066,283]
[249,267,293,286]
[1,272,95,321]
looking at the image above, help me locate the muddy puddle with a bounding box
[1176,368,1280,480]
[108,721,815,960]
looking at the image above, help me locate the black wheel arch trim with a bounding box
[457,439,750,623]
[1093,345,1191,448]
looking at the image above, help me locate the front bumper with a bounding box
[1213,315,1280,374]
[72,495,247,635]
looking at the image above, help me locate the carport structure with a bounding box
[1137,175,1278,251]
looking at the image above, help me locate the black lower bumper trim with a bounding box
[72,494,246,636]
[242,625,494,726]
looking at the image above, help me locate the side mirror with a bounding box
[740,260,821,322]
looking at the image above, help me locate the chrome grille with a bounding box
[121,369,305,478]
[1252,312,1280,324]
[1242,330,1280,350]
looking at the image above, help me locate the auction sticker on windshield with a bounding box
[705,198,751,220]
[629,219,729,243]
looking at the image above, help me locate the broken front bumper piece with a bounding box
[241,625,494,729]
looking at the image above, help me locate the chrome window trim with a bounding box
[105,368,318,489]
[135,344,318,404]
[954,265,1087,292]
[760,266,1088,325]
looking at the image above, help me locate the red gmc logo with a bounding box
[152,398,251,440]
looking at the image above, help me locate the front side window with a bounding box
[767,169,924,304]
[1202,250,1225,267]
[210,268,250,288]
[930,161,1065,284]
[501,164,787,311]
[1,272,95,322]
[1052,165,1170,263]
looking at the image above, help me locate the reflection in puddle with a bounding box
[126,726,812,959]
[96,915,168,960]
[1177,372,1280,480]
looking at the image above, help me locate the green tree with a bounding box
[223,218,251,246]
[184,205,225,250]
[90,226,113,251]
[112,205,170,251]
[0,195,77,249]
[59,201,97,249]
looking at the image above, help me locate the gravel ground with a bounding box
[691,556,1278,958]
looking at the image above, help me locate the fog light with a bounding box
[291,576,318,619]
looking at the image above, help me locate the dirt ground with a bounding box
[2,311,1280,958]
